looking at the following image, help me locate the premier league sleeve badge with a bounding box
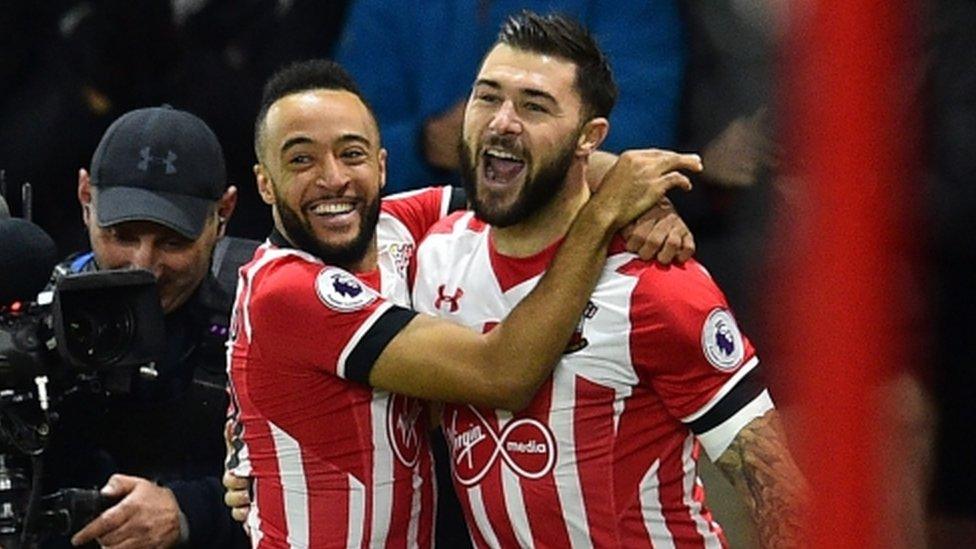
[315,267,378,312]
[701,308,745,371]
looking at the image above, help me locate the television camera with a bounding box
[0,214,165,548]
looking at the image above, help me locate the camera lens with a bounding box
[62,300,135,367]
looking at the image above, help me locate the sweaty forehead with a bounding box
[477,44,578,99]
[265,89,380,150]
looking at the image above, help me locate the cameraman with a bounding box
[43,106,252,548]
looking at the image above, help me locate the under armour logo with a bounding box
[137,147,178,174]
[434,285,464,313]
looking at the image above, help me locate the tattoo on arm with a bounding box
[715,410,809,548]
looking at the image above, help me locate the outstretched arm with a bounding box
[715,410,809,548]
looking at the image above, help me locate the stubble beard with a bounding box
[273,182,380,268]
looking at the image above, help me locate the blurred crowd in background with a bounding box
[1,0,972,546]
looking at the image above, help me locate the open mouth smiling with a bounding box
[305,199,361,230]
[482,148,526,186]
[308,200,356,216]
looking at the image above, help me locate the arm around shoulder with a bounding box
[369,152,697,410]
[369,201,620,411]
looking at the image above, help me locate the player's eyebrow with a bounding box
[522,88,557,106]
[473,78,502,90]
[336,133,373,148]
[474,78,558,106]
[281,133,373,156]
[281,136,314,155]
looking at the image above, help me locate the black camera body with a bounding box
[0,269,165,547]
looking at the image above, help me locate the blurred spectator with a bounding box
[168,0,275,242]
[0,0,180,255]
[0,0,352,252]
[672,0,779,344]
[926,0,976,546]
[336,0,685,193]
[670,4,780,547]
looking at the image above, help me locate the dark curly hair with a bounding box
[497,11,618,120]
[253,59,377,161]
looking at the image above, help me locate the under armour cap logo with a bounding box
[137,147,178,174]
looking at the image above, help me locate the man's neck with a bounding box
[490,163,590,258]
[342,243,378,273]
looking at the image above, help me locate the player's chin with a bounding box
[473,192,522,224]
[315,223,363,250]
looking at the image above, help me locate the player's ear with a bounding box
[215,186,238,237]
[255,164,275,205]
[78,168,94,226]
[576,117,609,158]
[378,148,388,191]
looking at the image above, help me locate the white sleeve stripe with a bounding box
[336,301,395,379]
[698,390,775,462]
[681,356,760,423]
[240,243,284,341]
[270,422,309,546]
[347,474,366,549]
[247,480,263,546]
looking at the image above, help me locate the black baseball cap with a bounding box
[89,106,226,239]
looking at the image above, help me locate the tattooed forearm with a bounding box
[715,410,809,548]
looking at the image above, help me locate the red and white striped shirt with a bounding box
[412,212,773,548]
[227,187,456,548]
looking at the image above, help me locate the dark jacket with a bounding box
[42,237,258,548]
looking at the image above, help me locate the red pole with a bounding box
[779,1,915,546]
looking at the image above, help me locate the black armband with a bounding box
[687,364,767,435]
[346,306,418,385]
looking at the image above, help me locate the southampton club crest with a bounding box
[565,301,598,354]
[701,308,745,371]
[386,243,414,276]
[315,267,377,312]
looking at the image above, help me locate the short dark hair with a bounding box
[253,59,377,160]
[497,11,617,120]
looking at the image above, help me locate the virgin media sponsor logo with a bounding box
[387,393,424,467]
[444,406,556,486]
